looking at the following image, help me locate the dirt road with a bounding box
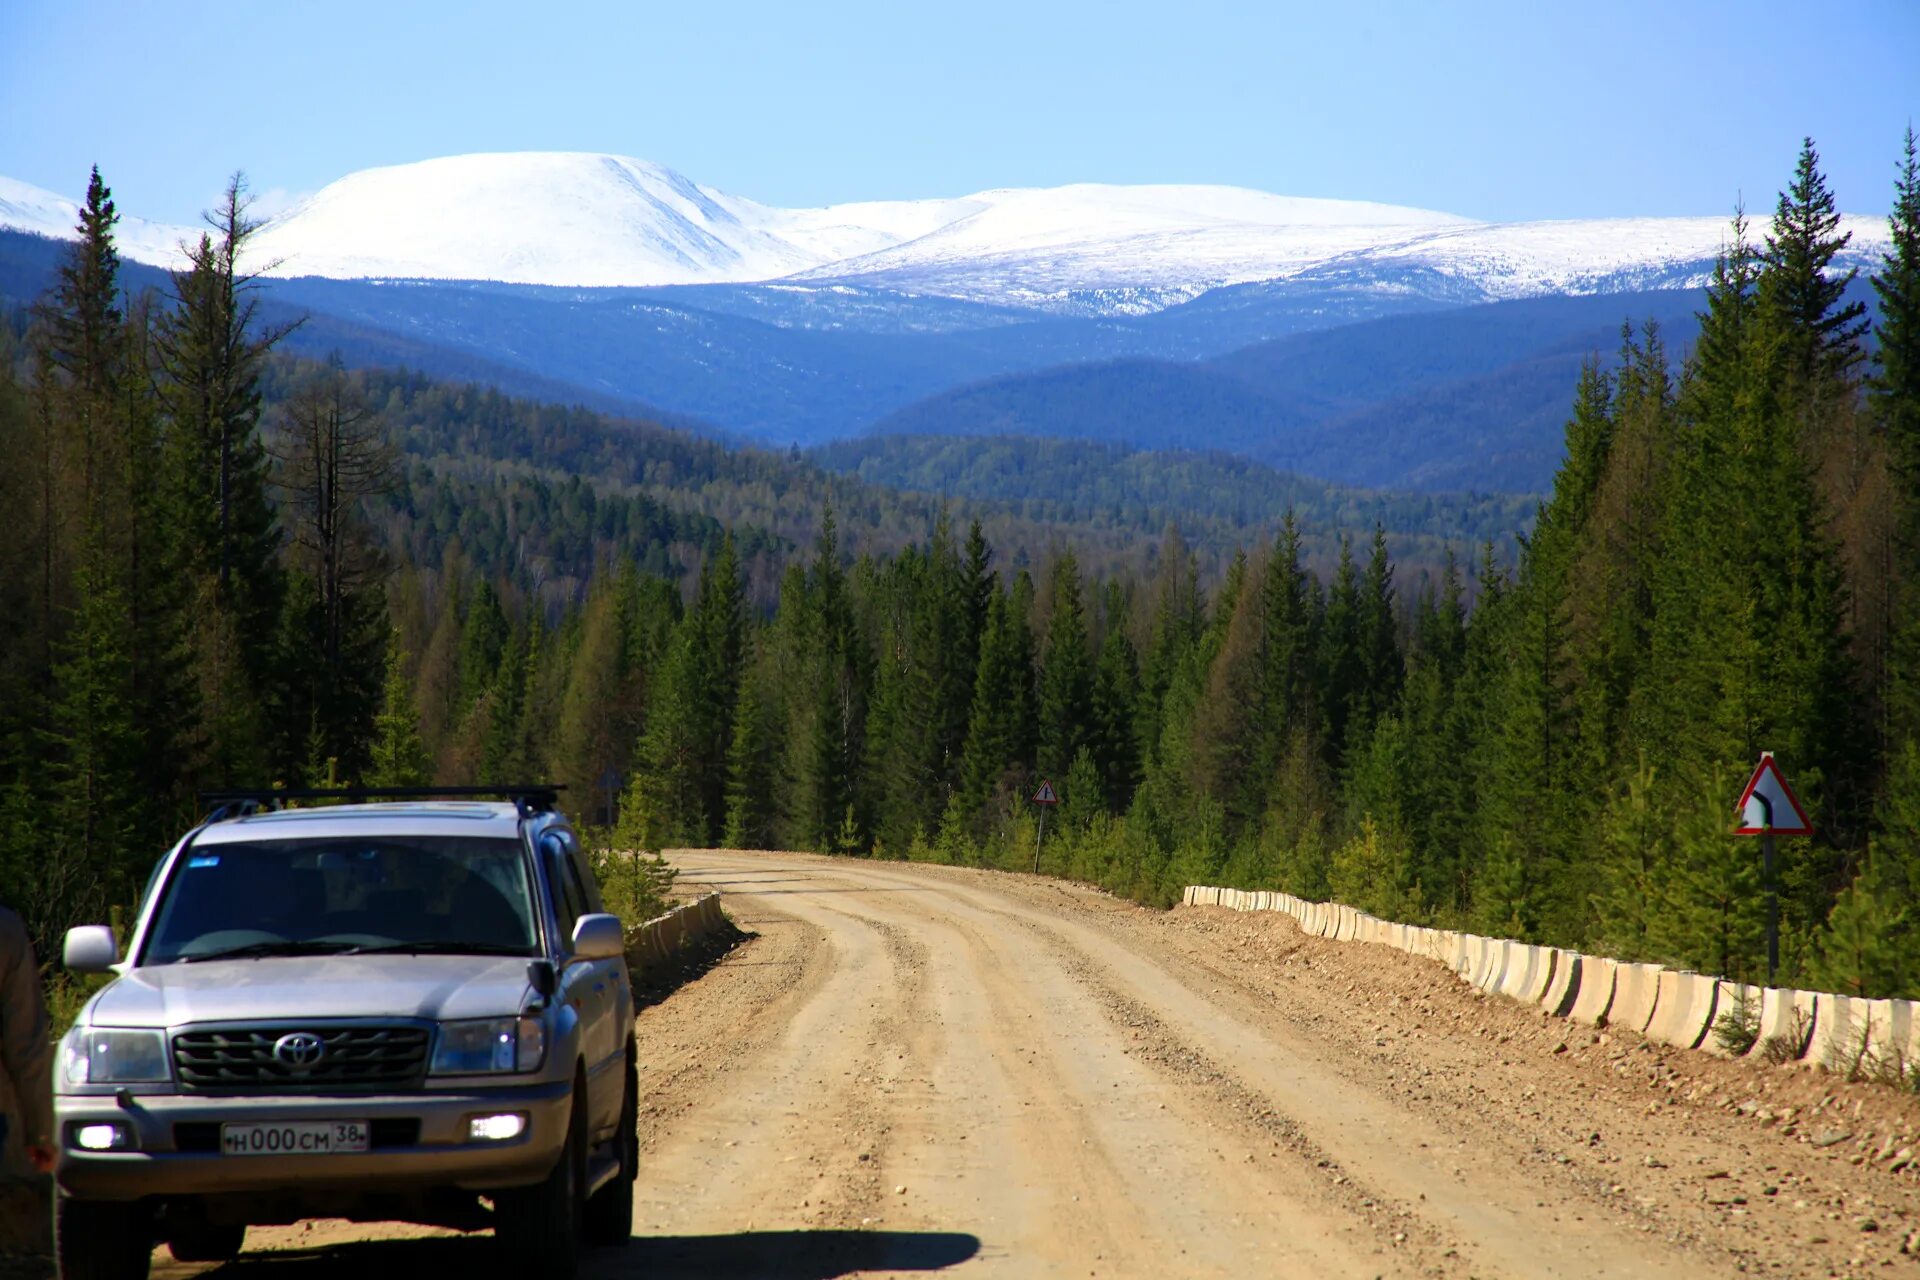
[159,850,1918,1278]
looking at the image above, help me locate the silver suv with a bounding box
[52,788,637,1280]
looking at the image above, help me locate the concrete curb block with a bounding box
[1859,999,1902,1075]
[1610,963,1664,1033]
[1806,993,1861,1072]
[1540,950,1581,1017]
[1474,940,1510,992]
[1500,945,1555,1005]
[1456,935,1484,982]
[1645,970,1719,1051]
[1453,934,1479,980]
[1568,957,1618,1026]
[1747,988,1816,1060]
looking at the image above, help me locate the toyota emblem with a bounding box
[273,1032,326,1069]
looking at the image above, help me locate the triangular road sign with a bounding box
[1031,779,1059,806]
[1734,752,1813,836]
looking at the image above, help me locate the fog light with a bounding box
[467,1113,526,1142]
[73,1123,131,1151]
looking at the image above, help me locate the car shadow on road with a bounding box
[613,1229,983,1277]
[166,1230,982,1279]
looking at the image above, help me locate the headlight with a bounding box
[61,1028,170,1086]
[431,1016,545,1075]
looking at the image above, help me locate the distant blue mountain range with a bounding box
[5,226,1876,494]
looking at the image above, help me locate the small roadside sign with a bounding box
[1031,780,1059,806]
[1734,751,1813,837]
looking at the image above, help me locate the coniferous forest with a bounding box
[3,134,1918,1002]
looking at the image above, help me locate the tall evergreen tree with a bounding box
[155,174,297,780]
[1088,614,1142,813]
[1762,137,1870,390]
[1036,551,1094,784]
[365,637,431,788]
[1876,127,1920,747]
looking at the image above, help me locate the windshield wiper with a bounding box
[178,940,360,964]
[339,941,532,957]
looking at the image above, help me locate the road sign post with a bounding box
[1734,752,1813,986]
[1031,779,1059,873]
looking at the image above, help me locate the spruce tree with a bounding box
[365,637,431,788]
[960,589,1035,816]
[155,175,296,779]
[723,649,778,849]
[1762,137,1870,390]
[1318,536,1363,767]
[1036,551,1094,784]
[44,554,142,927]
[1260,512,1318,752]
[1088,618,1142,812]
[1875,127,1920,745]
[35,167,122,525]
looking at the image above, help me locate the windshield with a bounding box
[141,835,539,964]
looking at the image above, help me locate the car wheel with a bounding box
[494,1085,584,1280]
[166,1220,245,1263]
[55,1193,152,1280]
[584,1052,637,1246]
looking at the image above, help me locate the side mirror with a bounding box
[64,925,118,974]
[569,913,625,962]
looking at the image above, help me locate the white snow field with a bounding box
[0,153,1891,314]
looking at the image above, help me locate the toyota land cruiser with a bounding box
[52,786,637,1280]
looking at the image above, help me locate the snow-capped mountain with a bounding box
[5,152,1886,315]
[0,175,203,270]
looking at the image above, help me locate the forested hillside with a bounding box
[3,135,1917,1010]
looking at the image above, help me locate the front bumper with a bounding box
[54,1079,572,1201]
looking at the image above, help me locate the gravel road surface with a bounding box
[153,850,1919,1278]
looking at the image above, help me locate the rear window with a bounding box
[142,835,538,964]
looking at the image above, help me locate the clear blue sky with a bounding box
[3,0,1915,226]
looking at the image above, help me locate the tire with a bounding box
[494,1085,584,1280]
[165,1221,245,1264]
[583,1052,637,1246]
[54,1194,151,1280]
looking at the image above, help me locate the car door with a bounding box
[542,833,619,1136]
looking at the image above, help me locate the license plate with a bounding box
[220,1121,369,1156]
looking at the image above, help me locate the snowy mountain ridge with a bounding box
[0,152,1893,316]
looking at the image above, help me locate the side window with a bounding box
[544,835,588,938]
[562,830,605,913]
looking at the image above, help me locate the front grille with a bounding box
[173,1026,430,1092]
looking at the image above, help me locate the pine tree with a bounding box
[365,636,431,788]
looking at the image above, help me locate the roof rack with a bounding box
[197,785,567,821]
